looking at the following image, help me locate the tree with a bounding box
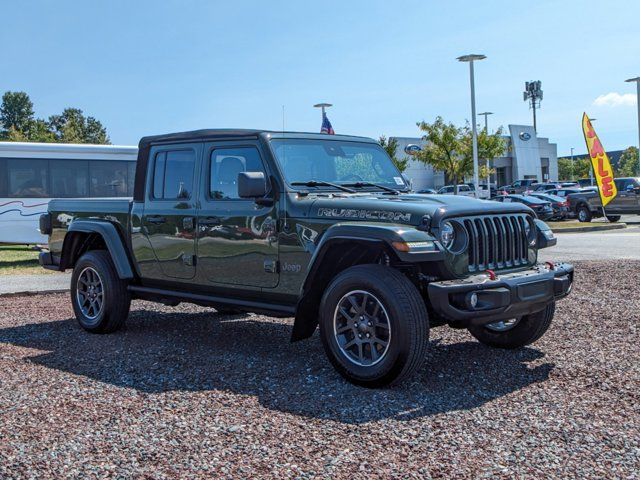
[415,117,506,193]
[0,91,35,138]
[460,125,506,183]
[557,157,591,181]
[379,135,409,173]
[415,117,467,193]
[616,146,639,177]
[49,108,110,144]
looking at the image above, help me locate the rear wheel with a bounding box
[577,206,592,223]
[319,264,429,387]
[71,250,130,333]
[467,302,555,349]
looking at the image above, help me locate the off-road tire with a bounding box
[606,215,621,222]
[468,302,555,349]
[71,250,130,333]
[577,205,592,223]
[318,264,429,388]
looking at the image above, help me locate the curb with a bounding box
[550,223,627,233]
[0,289,68,298]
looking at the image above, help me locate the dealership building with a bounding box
[393,125,558,190]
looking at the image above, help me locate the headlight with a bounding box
[525,221,536,246]
[441,221,455,249]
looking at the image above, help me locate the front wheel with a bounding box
[467,302,555,349]
[71,250,131,333]
[319,264,429,387]
[606,215,621,222]
[577,206,592,223]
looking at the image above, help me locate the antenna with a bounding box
[282,105,285,132]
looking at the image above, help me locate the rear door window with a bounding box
[152,150,196,200]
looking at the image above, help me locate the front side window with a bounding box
[152,150,196,200]
[209,147,266,200]
[7,159,49,197]
[270,139,406,191]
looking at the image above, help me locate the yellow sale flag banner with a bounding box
[581,113,617,207]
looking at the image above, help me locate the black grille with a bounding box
[459,214,531,272]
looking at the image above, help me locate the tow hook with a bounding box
[545,261,555,271]
[486,269,496,281]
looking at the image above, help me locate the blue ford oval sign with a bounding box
[404,144,422,155]
[519,132,531,141]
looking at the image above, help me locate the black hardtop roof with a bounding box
[138,129,377,148]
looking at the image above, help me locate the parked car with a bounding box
[37,128,573,387]
[577,178,594,188]
[533,182,563,192]
[529,192,570,220]
[545,187,584,198]
[464,183,493,199]
[416,188,437,194]
[492,194,555,220]
[501,179,539,195]
[568,177,640,222]
[437,184,475,197]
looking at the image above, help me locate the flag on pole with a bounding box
[581,113,617,207]
[321,112,335,135]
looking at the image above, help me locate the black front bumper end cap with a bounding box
[427,263,574,326]
[39,251,61,271]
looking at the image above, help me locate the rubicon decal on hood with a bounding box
[317,208,412,222]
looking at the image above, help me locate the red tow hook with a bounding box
[486,269,496,280]
[545,261,555,271]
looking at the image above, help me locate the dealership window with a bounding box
[51,160,89,197]
[7,159,49,197]
[209,147,266,199]
[153,150,195,199]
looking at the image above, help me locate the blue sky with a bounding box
[1,0,638,156]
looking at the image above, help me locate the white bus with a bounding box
[0,142,138,244]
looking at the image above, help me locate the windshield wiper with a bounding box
[291,180,356,193]
[343,181,400,195]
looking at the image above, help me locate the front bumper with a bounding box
[427,263,573,326]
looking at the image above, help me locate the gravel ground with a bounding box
[0,260,638,479]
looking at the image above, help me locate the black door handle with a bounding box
[146,216,166,224]
[199,216,221,226]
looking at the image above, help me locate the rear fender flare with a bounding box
[62,220,134,279]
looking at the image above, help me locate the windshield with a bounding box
[270,139,408,190]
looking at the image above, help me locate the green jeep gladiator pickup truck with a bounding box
[39,130,574,387]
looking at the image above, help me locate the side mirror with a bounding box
[238,172,267,198]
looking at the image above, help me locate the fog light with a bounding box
[468,292,479,309]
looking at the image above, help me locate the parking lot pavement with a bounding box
[0,272,70,295]
[540,225,640,262]
[0,260,638,478]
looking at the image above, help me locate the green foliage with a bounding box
[0,91,34,137]
[379,135,409,173]
[0,91,110,144]
[616,146,639,177]
[557,157,592,181]
[415,117,505,191]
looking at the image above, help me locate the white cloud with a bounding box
[593,92,637,107]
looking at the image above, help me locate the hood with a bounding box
[292,192,533,226]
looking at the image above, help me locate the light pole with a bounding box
[478,111,493,132]
[570,147,574,181]
[625,77,640,175]
[313,103,332,118]
[458,54,486,198]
